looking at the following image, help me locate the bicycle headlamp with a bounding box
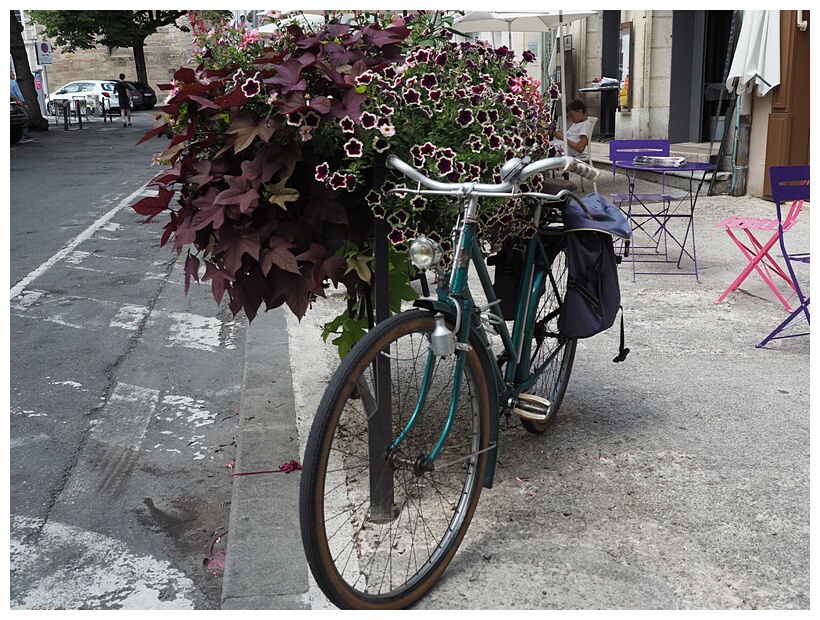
[408,236,443,270]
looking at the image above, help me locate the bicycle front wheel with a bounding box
[521,236,578,434]
[300,310,491,609]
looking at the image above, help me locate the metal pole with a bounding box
[559,17,568,154]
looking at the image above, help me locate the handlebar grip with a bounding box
[564,158,600,182]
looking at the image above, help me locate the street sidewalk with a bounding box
[222,179,811,609]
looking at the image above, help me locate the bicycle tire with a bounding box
[300,310,491,609]
[521,237,577,434]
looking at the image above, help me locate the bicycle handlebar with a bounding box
[385,153,600,194]
[385,154,515,193]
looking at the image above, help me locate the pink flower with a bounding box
[299,125,313,141]
[378,124,396,137]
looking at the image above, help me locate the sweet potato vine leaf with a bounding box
[184,253,200,294]
[214,225,261,274]
[226,115,275,153]
[345,253,374,283]
[269,58,308,94]
[268,178,300,211]
[202,260,235,306]
[259,236,300,276]
[131,188,174,223]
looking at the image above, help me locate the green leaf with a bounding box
[331,317,368,360]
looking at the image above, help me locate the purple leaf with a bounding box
[260,237,301,276]
[184,254,200,294]
[303,183,348,229]
[203,549,226,571]
[215,181,260,215]
[202,261,236,306]
[269,59,308,94]
[362,24,411,47]
[328,89,369,122]
[215,225,261,274]
[131,188,174,222]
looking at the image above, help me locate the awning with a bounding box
[726,10,781,97]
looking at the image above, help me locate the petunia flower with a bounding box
[314,162,330,182]
[372,137,390,153]
[402,88,421,105]
[360,112,377,129]
[456,109,474,128]
[343,138,364,158]
[339,116,355,133]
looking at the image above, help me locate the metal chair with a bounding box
[756,165,810,348]
[715,176,806,312]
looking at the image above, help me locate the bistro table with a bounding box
[614,160,716,283]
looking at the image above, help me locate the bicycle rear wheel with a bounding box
[300,310,491,609]
[521,237,577,434]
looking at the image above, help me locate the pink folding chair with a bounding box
[715,171,807,312]
[756,165,810,347]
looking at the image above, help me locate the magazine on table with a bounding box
[632,156,687,168]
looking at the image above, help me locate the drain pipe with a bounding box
[731,96,751,196]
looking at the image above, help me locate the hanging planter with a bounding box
[131,10,560,354]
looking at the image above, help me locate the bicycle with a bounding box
[300,152,601,609]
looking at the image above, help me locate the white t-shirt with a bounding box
[564,118,592,157]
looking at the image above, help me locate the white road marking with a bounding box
[160,394,217,428]
[9,184,149,300]
[10,514,197,610]
[110,304,150,330]
[165,312,235,351]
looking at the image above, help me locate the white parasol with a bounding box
[726,10,781,97]
[256,11,326,34]
[454,11,597,153]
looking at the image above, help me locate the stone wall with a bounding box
[31,16,194,97]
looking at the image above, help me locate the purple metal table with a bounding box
[615,160,716,283]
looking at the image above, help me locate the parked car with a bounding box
[10,95,28,144]
[45,79,117,117]
[130,82,157,109]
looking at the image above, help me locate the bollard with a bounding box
[75,100,83,129]
[62,102,69,131]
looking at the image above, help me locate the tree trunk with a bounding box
[9,10,49,131]
[132,35,148,84]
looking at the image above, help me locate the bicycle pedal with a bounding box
[513,393,551,422]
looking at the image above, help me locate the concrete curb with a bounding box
[222,308,309,610]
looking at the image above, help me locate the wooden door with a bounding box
[764,11,810,198]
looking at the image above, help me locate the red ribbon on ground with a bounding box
[229,459,302,477]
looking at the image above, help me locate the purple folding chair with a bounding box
[757,165,810,348]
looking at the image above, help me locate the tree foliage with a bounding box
[27,10,188,84]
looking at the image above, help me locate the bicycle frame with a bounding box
[392,194,567,472]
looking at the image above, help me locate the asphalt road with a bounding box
[9,109,246,608]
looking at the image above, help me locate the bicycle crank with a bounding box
[513,393,552,422]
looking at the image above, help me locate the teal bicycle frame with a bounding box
[389,193,567,483]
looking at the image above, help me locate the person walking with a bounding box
[10,71,33,142]
[113,73,132,127]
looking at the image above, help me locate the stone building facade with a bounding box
[21,14,194,98]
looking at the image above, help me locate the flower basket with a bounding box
[131,10,559,355]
